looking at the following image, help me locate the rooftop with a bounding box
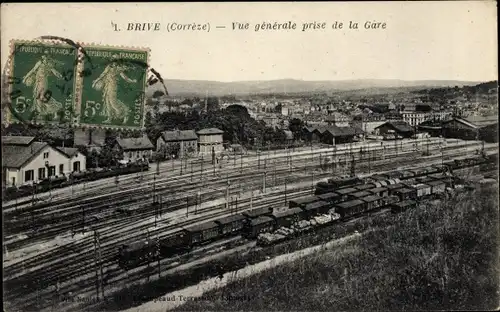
[375,121,414,133]
[197,128,224,135]
[3,141,49,168]
[2,136,36,145]
[116,136,154,151]
[184,221,218,232]
[160,130,197,142]
[55,147,80,158]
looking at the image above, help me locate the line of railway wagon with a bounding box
[118,155,492,269]
[3,162,150,202]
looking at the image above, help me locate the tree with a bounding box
[289,118,305,136]
[144,111,153,129]
[206,97,220,111]
[152,90,165,99]
[274,103,283,113]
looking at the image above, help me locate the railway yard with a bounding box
[2,137,498,312]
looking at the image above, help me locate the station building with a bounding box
[2,136,86,187]
[197,128,224,157]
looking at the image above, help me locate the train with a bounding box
[3,161,150,202]
[117,156,495,270]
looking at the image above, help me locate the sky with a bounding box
[1,2,498,82]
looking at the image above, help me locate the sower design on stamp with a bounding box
[7,41,78,125]
[78,46,149,129]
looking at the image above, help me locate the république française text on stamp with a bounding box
[3,38,157,130]
[6,40,79,125]
[78,46,149,129]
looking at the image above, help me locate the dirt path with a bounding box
[122,232,363,312]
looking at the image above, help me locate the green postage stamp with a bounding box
[78,46,149,129]
[7,41,78,124]
[5,40,149,129]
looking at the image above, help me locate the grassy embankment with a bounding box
[176,182,499,311]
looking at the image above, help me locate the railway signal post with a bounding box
[157,235,161,278]
[240,152,243,173]
[284,177,287,205]
[226,180,230,210]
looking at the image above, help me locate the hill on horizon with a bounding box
[147,78,484,97]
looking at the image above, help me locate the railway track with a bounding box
[3,137,448,211]
[4,138,478,227]
[3,143,496,312]
[4,142,493,262]
[3,187,313,311]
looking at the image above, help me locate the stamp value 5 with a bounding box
[78,46,149,129]
[7,41,78,124]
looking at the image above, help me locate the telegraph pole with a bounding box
[97,231,104,299]
[196,191,200,214]
[311,170,314,193]
[186,197,189,217]
[200,156,204,182]
[263,171,267,193]
[93,230,100,300]
[226,180,230,210]
[284,178,287,205]
[350,154,356,177]
[274,161,277,187]
[146,228,151,281]
[157,235,161,279]
[82,205,85,234]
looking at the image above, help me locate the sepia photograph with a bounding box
[1,2,498,312]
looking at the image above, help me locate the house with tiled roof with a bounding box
[374,121,415,138]
[114,135,154,163]
[2,136,86,187]
[156,130,198,158]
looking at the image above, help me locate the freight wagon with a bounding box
[214,215,247,236]
[360,195,384,211]
[244,216,275,238]
[369,187,389,197]
[385,183,405,196]
[317,192,343,205]
[315,181,334,195]
[414,183,432,198]
[335,199,366,218]
[354,183,376,191]
[242,207,274,219]
[289,196,320,209]
[335,187,358,201]
[302,200,331,217]
[327,176,362,189]
[350,190,373,199]
[271,208,305,228]
[184,221,220,245]
[427,180,446,196]
[393,187,417,201]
